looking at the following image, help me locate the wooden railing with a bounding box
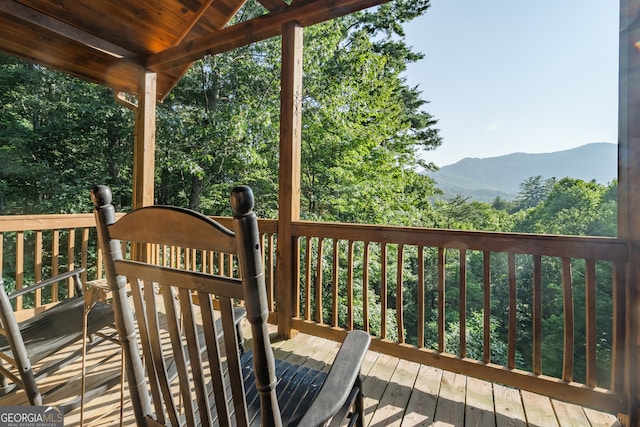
[289,220,630,416]
[0,214,104,314]
[0,214,632,416]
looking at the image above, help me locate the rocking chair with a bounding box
[0,268,115,407]
[92,184,370,426]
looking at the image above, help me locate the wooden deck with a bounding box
[0,322,621,426]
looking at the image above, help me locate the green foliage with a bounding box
[0,0,620,390]
[514,178,617,236]
[0,55,134,214]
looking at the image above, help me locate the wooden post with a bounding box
[277,22,303,338]
[619,1,640,424]
[133,70,157,209]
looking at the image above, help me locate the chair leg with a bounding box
[22,369,42,406]
[353,376,365,427]
[0,368,14,397]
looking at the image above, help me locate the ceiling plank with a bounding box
[0,0,141,62]
[147,0,390,71]
[173,0,218,46]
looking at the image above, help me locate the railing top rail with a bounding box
[0,213,97,232]
[291,220,628,261]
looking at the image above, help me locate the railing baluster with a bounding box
[483,251,490,364]
[611,260,626,393]
[508,252,516,370]
[68,229,75,297]
[381,242,387,340]
[347,240,354,330]
[207,247,213,273]
[315,237,324,324]
[35,231,43,306]
[585,259,597,387]
[81,228,89,284]
[304,237,312,321]
[267,234,276,312]
[417,245,425,349]
[396,244,404,344]
[459,249,467,358]
[16,231,24,309]
[216,248,222,274]
[362,242,370,333]
[562,257,574,382]
[292,237,300,317]
[332,239,339,327]
[438,247,445,353]
[52,229,59,301]
[533,255,542,375]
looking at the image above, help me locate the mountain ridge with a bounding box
[426,142,617,202]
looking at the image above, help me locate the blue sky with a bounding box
[402,1,619,167]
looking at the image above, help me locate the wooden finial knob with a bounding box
[230,185,254,215]
[91,185,112,207]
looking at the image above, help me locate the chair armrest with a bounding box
[7,268,85,300]
[294,330,371,426]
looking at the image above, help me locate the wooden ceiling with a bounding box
[0,0,388,100]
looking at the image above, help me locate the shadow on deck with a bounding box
[0,321,621,427]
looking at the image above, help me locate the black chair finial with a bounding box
[91,185,112,207]
[230,185,254,216]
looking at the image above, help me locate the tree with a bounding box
[0,54,134,214]
[515,178,617,237]
[514,175,556,211]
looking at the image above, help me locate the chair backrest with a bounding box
[92,185,280,426]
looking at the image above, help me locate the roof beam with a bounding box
[0,0,141,62]
[147,0,390,71]
[256,0,288,13]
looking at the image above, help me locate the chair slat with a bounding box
[199,291,232,426]
[128,278,165,425]
[220,296,249,427]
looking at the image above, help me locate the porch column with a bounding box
[277,22,303,338]
[133,69,157,209]
[619,0,640,424]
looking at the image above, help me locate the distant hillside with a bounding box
[426,143,617,202]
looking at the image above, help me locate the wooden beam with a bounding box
[276,21,303,338]
[619,1,640,424]
[257,0,288,13]
[132,70,157,209]
[147,0,390,71]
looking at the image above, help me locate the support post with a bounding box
[619,1,640,424]
[277,22,303,338]
[133,70,157,209]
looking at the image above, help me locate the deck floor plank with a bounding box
[466,376,496,427]
[493,383,527,427]
[583,407,622,427]
[400,364,442,427]
[521,390,560,427]
[362,352,400,426]
[368,358,420,427]
[0,327,621,427]
[432,370,466,427]
[552,399,592,427]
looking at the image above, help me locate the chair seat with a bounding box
[0,297,114,365]
[244,354,328,426]
[185,352,329,426]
